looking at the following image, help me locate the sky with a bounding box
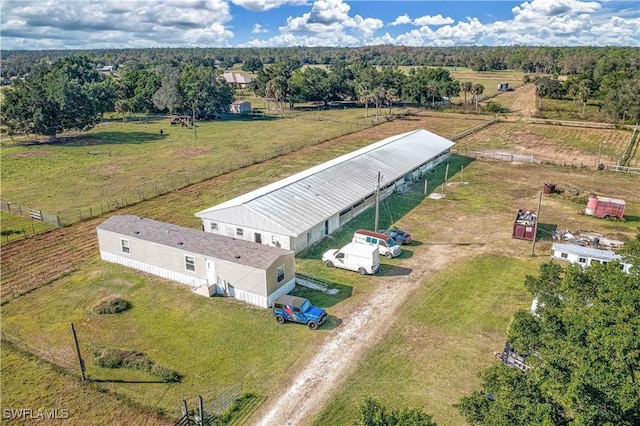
[1,0,638,50]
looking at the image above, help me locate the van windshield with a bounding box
[387,237,397,246]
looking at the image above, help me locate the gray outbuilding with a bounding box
[195,129,454,253]
[97,215,296,308]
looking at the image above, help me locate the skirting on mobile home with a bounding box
[195,129,454,253]
[97,215,296,308]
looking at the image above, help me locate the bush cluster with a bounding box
[93,348,181,382]
[92,296,132,314]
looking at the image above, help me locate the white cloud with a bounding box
[231,0,308,12]
[512,0,601,23]
[389,14,411,26]
[0,0,234,48]
[252,23,269,33]
[413,14,455,27]
[278,0,381,41]
[0,0,637,49]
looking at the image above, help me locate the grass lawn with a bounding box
[0,259,343,418]
[0,211,56,244]
[0,107,404,226]
[0,342,171,425]
[313,255,541,426]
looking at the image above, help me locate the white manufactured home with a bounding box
[551,243,632,273]
[97,215,296,308]
[195,129,454,253]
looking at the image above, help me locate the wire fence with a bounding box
[1,111,408,243]
[1,327,248,422]
[453,148,640,173]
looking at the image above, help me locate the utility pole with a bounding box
[531,191,542,256]
[374,172,381,231]
[70,323,86,381]
[596,140,605,170]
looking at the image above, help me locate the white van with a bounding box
[352,229,402,259]
[322,242,380,275]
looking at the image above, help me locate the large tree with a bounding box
[1,57,100,139]
[354,396,437,426]
[179,64,234,115]
[458,234,640,425]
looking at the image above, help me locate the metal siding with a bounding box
[99,229,207,280]
[195,129,454,237]
[266,279,296,308]
[100,251,206,287]
[216,260,268,297]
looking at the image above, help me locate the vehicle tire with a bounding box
[308,321,318,330]
[358,267,367,275]
[385,252,393,259]
[275,314,285,324]
[325,261,334,268]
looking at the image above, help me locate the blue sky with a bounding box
[1,0,638,50]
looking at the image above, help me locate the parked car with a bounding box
[352,229,402,258]
[272,295,327,330]
[377,228,412,245]
[322,242,380,275]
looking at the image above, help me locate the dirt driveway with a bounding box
[252,243,480,426]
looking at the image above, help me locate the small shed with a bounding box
[97,215,296,308]
[498,82,509,91]
[551,243,632,273]
[230,101,251,114]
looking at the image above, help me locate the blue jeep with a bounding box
[273,295,327,330]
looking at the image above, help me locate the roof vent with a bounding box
[134,231,140,234]
[178,242,184,245]
[235,255,241,259]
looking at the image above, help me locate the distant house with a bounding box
[498,82,509,91]
[230,101,251,114]
[97,65,117,73]
[97,215,296,308]
[222,72,252,88]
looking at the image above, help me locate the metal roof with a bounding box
[98,215,293,269]
[552,243,622,262]
[196,129,454,236]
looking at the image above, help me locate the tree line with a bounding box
[3,46,639,78]
[2,46,638,139]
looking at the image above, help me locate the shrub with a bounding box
[93,348,181,382]
[93,296,131,314]
[151,364,182,383]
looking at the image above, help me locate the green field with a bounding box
[0,108,401,225]
[2,80,640,425]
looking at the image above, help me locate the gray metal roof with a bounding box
[552,243,622,262]
[98,215,293,269]
[196,129,454,236]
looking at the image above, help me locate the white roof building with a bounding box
[195,129,454,253]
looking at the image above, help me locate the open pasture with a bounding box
[454,120,638,167]
[2,142,639,425]
[0,109,483,229]
[2,84,640,424]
